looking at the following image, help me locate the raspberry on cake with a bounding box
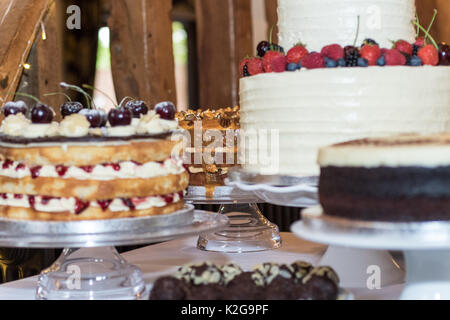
[0,101,188,221]
[318,133,450,222]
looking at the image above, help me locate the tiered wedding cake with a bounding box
[239,0,450,176]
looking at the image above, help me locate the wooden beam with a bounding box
[265,0,278,43]
[416,0,450,43]
[195,0,253,109]
[0,0,51,105]
[108,0,177,108]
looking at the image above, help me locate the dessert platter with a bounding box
[0,92,229,299]
[176,108,281,253]
[231,0,450,208]
[293,134,450,299]
[149,261,352,300]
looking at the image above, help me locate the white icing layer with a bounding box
[239,66,450,176]
[0,158,185,180]
[277,0,416,51]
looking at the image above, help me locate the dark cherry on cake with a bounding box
[108,107,132,126]
[30,104,54,124]
[79,109,107,128]
[60,101,84,118]
[439,42,450,66]
[154,101,176,120]
[2,101,28,117]
[125,100,148,118]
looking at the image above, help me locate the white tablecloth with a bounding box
[0,232,404,300]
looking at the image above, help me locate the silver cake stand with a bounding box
[0,205,229,300]
[185,185,281,253]
[291,206,450,299]
[226,168,318,207]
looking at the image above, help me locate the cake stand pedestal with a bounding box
[0,205,229,300]
[227,169,404,288]
[291,206,450,299]
[186,186,281,253]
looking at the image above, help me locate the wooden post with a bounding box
[0,0,51,106]
[416,0,450,43]
[265,0,278,43]
[108,0,177,107]
[195,0,253,109]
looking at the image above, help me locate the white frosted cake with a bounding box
[239,0,450,176]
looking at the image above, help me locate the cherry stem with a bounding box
[44,92,72,102]
[412,20,438,49]
[415,12,420,37]
[426,9,438,40]
[269,25,275,50]
[60,82,92,109]
[14,92,41,104]
[82,84,117,108]
[118,96,135,108]
[353,15,360,47]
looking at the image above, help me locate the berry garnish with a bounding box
[376,55,386,66]
[337,58,346,67]
[359,44,381,66]
[2,101,28,117]
[320,44,344,61]
[55,165,69,177]
[247,57,264,76]
[357,57,369,67]
[263,50,287,72]
[74,198,89,215]
[108,107,132,127]
[239,58,251,77]
[287,62,300,71]
[362,38,379,47]
[125,100,149,118]
[410,55,423,66]
[60,101,84,118]
[324,57,337,68]
[30,166,42,179]
[418,44,439,66]
[302,52,325,69]
[154,101,176,120]
[344,46,360,67]
[97,199,113,211]
[287,44,309,64]
[384,49,407,66]
[256,41,271,57]
[438,43,450,66]
[79,109,107,128]
[30,103,54,124]
[2,159,13,169]
[392,40,413,56]
[121,198,135,210]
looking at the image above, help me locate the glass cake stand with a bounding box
[290,206,450,299]
[185,186,281,253]
[0,205,229,300]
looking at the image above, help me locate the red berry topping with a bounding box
[41,196,54,205]
[163,194,174,204]
[393,40,413,56]
[384,49,407,66]
[247,57,264,76]
[2,101,28,118]
[0,193,7,199]
[103,163,121,171]
[320,44,343,61]
[415,37,425,48]
[418,44,439,66]
[30,166,42,179]
[178,191,184,199]
[154,101,176,120]
[28,195,36,209]
[55,165,69,177]
[14,194,23,199]
[359,44,381,66]
[15,163,26,171]
[74,198,89,215]
[31,104,54,124]
[108,107,132,127]
[263,51,287,73]
[287,45,309,64]
[2,159,13,170]
[97,199,113,211]
[301,52,325,69]
[439,43,450,66]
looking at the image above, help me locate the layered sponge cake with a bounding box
[0,100,188,221]
[318,133,450,222]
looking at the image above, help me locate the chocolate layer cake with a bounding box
[149,261,340,300]
[176,107,240,195]
[318,133,450,222]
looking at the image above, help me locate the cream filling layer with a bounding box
[0,191,184,214]
[0,158,185,180]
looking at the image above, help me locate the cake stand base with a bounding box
[197,203,281,253]
[36,247,146,300]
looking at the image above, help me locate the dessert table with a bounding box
[0,233,404,300]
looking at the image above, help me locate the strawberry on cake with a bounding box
[0,96,188,221]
